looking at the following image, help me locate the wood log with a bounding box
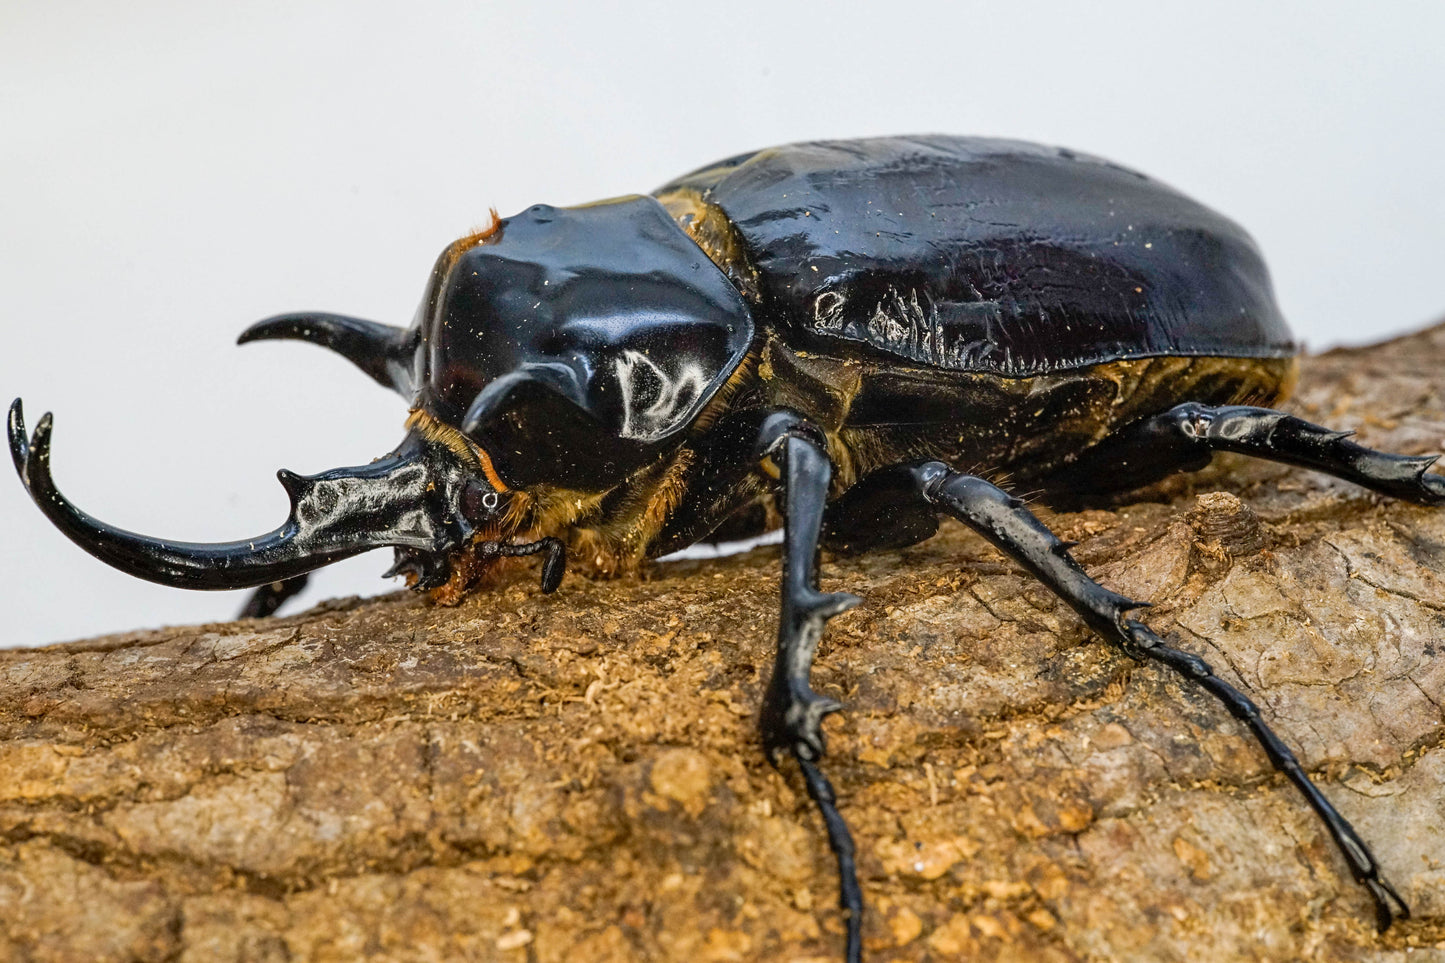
[5,325,1445,962]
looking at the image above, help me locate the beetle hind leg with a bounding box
[1052,402,1445,505]
[908,462,1410,931]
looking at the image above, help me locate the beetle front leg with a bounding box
[911,461,1410,931]
[758,415,861,761]
[756,412,863,962]
[238,574,310,618]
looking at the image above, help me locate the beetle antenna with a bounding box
[479,537,567,593]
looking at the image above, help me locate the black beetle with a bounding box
[10,135,1432,961]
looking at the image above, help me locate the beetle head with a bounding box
[12,195,754,600]
[7,400,562,596]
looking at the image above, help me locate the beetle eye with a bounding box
[460,479,501,522]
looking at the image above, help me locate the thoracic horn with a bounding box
[238,312,415,397]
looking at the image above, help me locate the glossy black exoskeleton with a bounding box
[12,136,1434,961]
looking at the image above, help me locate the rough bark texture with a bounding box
[6,327,1445,963]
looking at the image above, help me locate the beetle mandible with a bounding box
[10,135,1430,961]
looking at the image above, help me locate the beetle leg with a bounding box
[757,412,863,962]
[238,574,310,619]
[758,422,862,762]
[910,462,1411,931]
[1056,403,1445,504]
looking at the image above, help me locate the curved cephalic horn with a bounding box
[238,312,415,397]
[7,399,465,590]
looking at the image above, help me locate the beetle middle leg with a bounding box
[831,462,1410,930]
[757,412,865,962]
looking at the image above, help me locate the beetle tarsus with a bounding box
[1366,877,1412,931]
[918,463,1410,929]
[1133,628,1411,930]
[798,755,863,963]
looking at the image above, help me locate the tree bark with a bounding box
[5,326,1445,962]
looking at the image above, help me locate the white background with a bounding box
[2,1,1443,647]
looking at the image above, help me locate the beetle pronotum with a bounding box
[11,136,1430,962]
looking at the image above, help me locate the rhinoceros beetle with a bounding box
[11,136,1433,961]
